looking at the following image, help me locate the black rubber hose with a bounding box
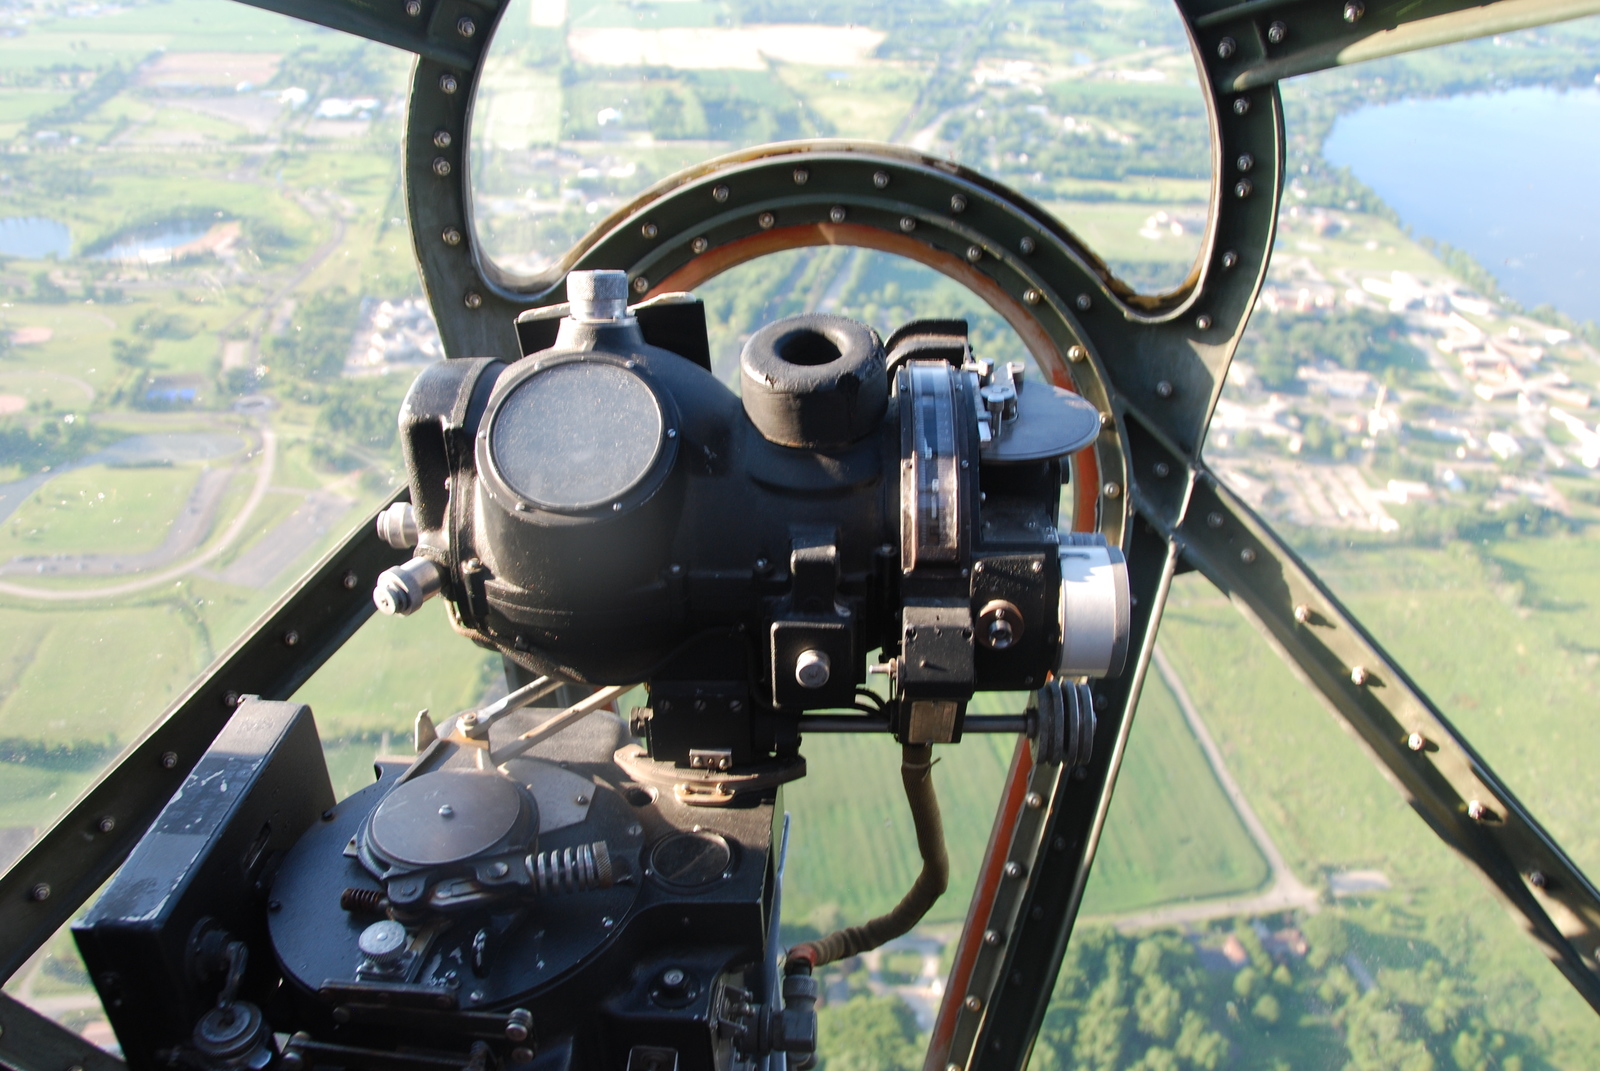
[787,744,948,968]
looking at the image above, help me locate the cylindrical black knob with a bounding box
[740,314,886,449]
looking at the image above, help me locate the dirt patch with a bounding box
[138,52,283,88]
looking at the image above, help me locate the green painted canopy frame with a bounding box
[5,1,1600,1069]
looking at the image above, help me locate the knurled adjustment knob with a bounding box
[358,919,409,965]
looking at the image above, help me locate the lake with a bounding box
[0,217,70,259]
[1323,86,1600,324]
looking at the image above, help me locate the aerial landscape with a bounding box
[2,0,1600,1067]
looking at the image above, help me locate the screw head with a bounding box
[1019,236,1036,254]
[283,629,300,647]
[899,216,916,232]
[1023,288,1041,305]
[1236,153,1254,173]
[1232,96,1251,116]
[712,184,730,202]
[1239,547,1257,564]
[457,16,476,37]
[1153,461,1170,478]
[29,882,50,902]
[758,211,776,229]
[1217,36,1237,59]
[632,276,650,293]
[1156,380,1174,398]
[1344,0,1366,21]
[691,236,709,253]
[433,156,452,176]
[1221,250,1239,269]
[161,751,179,769]
[1207,511,1224,528]
[829,205,846,223]
[464,292,483,309]
[1293,604,1310,623]
[964,995,982,1011]
[1102,481,1121,499]
[1530,870,1547,889]
[441,227,463,246]
[1075,293,1092,311]
[792,167,809,185]
[1235,179,1254,199]
[873,170,890,188]
[966,244,983,263]
[1407,731,1426,751]
[433,129,452,149]
[1350,665,1368,685]
[1196,314,1212,330]
[641,221,658,239]
[1025,791,1044,809]
[1467,799,1489,821]
[1004,861,1025,878]
[512,1048,535,1064]
[98,815,115,833]
[223,690,240,707]
[342,571,359,589]
[405,0,421,14]
[439,74,458,94]
[1267,21,1287,44]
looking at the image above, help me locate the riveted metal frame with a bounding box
[6,1,1600,1069]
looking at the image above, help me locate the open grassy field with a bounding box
[0,463,203,557]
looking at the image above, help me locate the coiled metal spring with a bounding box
[527,840,613,895]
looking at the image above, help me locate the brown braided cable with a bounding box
[787,744,948,968]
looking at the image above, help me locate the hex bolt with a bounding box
[1222,250,1239,269]
[443,227,462,246]
[1467,799,1489,821]
[433,157,452,176]
[1232,96,1251,115]
[758,212,776,229]
[457,16,476,37]
[1023,289,1041,305]
[691,236,709,253]
[1239,547,1257,564]
[641,222,658,239]
[465,292,483,309]
[1407,732,1427,751]
[1019,236,1036,254]
[1217,36,1236,59]
[1267,21,1287,44]
[829,205,846,223]
[1156,380,1174,398]
[1025,791,1044,810]
[792,167,809,185]
[439,73,458,94]
[1350,665,1368,686]
[900,216,917,232]
[1196,314,1212,330]
[1344,0,1366,21]
[1075,293,1092,311]
[712,184,730,202]
[873,170,890,188]
[1293,604,1310,624]
[1153,462,1171,478]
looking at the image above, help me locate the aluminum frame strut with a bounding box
[5,1,1600,1069]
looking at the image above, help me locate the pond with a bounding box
[1323,86,1600,323]
[91,220,219,265]
[0,217,70,259]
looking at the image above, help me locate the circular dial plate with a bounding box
[368,770,528,867]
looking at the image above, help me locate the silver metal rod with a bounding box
[475,674,566,730]
[492,684,634,764]
[797,714,1030,734]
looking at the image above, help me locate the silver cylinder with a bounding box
[566,269,631,323]
[1057,535,1130,678]
[372,557,445,616]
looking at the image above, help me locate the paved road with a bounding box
[1084,645,1320,932]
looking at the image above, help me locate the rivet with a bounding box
[758,212,776,229]
[966,244,983,263]
[1350,665,1368,685]
[669,563,683,577]
[1153,462,1170,478]
[1467,799,1489,821]
[949,193,967,212]
[873,170,890,188]
[691,236,709,254]
[829,205,846,223]
[1023,289,1040,305]
[1102,482,1121,499]
[1530,870,1547,889]
[161,750,178,768]
[632,276,650,293]
[1407,732,1426,751]
[1005,861,1025,878]
[1239,547,1257,564]
[1099,412,1110,427]
[1217,36,1236,59]
[97,816,115,833]
[29,882,50,902]
[1236,153,1254,172]
[433,130,452,149]
[1235,179,1253,199]
[1019,236,1036,254]
[1221,250,1239,269]
[1156,380,1174,398]
[283,629,300,647]
[1207,511,1224,528]
[1232,96,1251,116]
[983,930,1003,946]
[1293,604,1310,623]
[405,0,421,15]
[457,16,476,37]
[439,73,458,94]
[666,428,677,438]
[442,227,462,246]
[1075,293,1092,311]
[1196,314,1212,330]
[223,690,241,707]
[964,996,982,1011]
[1266,21,1287,44]
[712,184,730,203]
[1344,0,1366,21]
[1025,791,1044,809]
[433,157,452,176]
[793,167,809,185]
[641,222,658,239]
[899,216,916,232]
[464,292,483,309]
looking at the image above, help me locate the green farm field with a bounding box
[0,463,202,557]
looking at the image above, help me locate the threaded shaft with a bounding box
[340,887,388,913]
[527,841,613,895]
